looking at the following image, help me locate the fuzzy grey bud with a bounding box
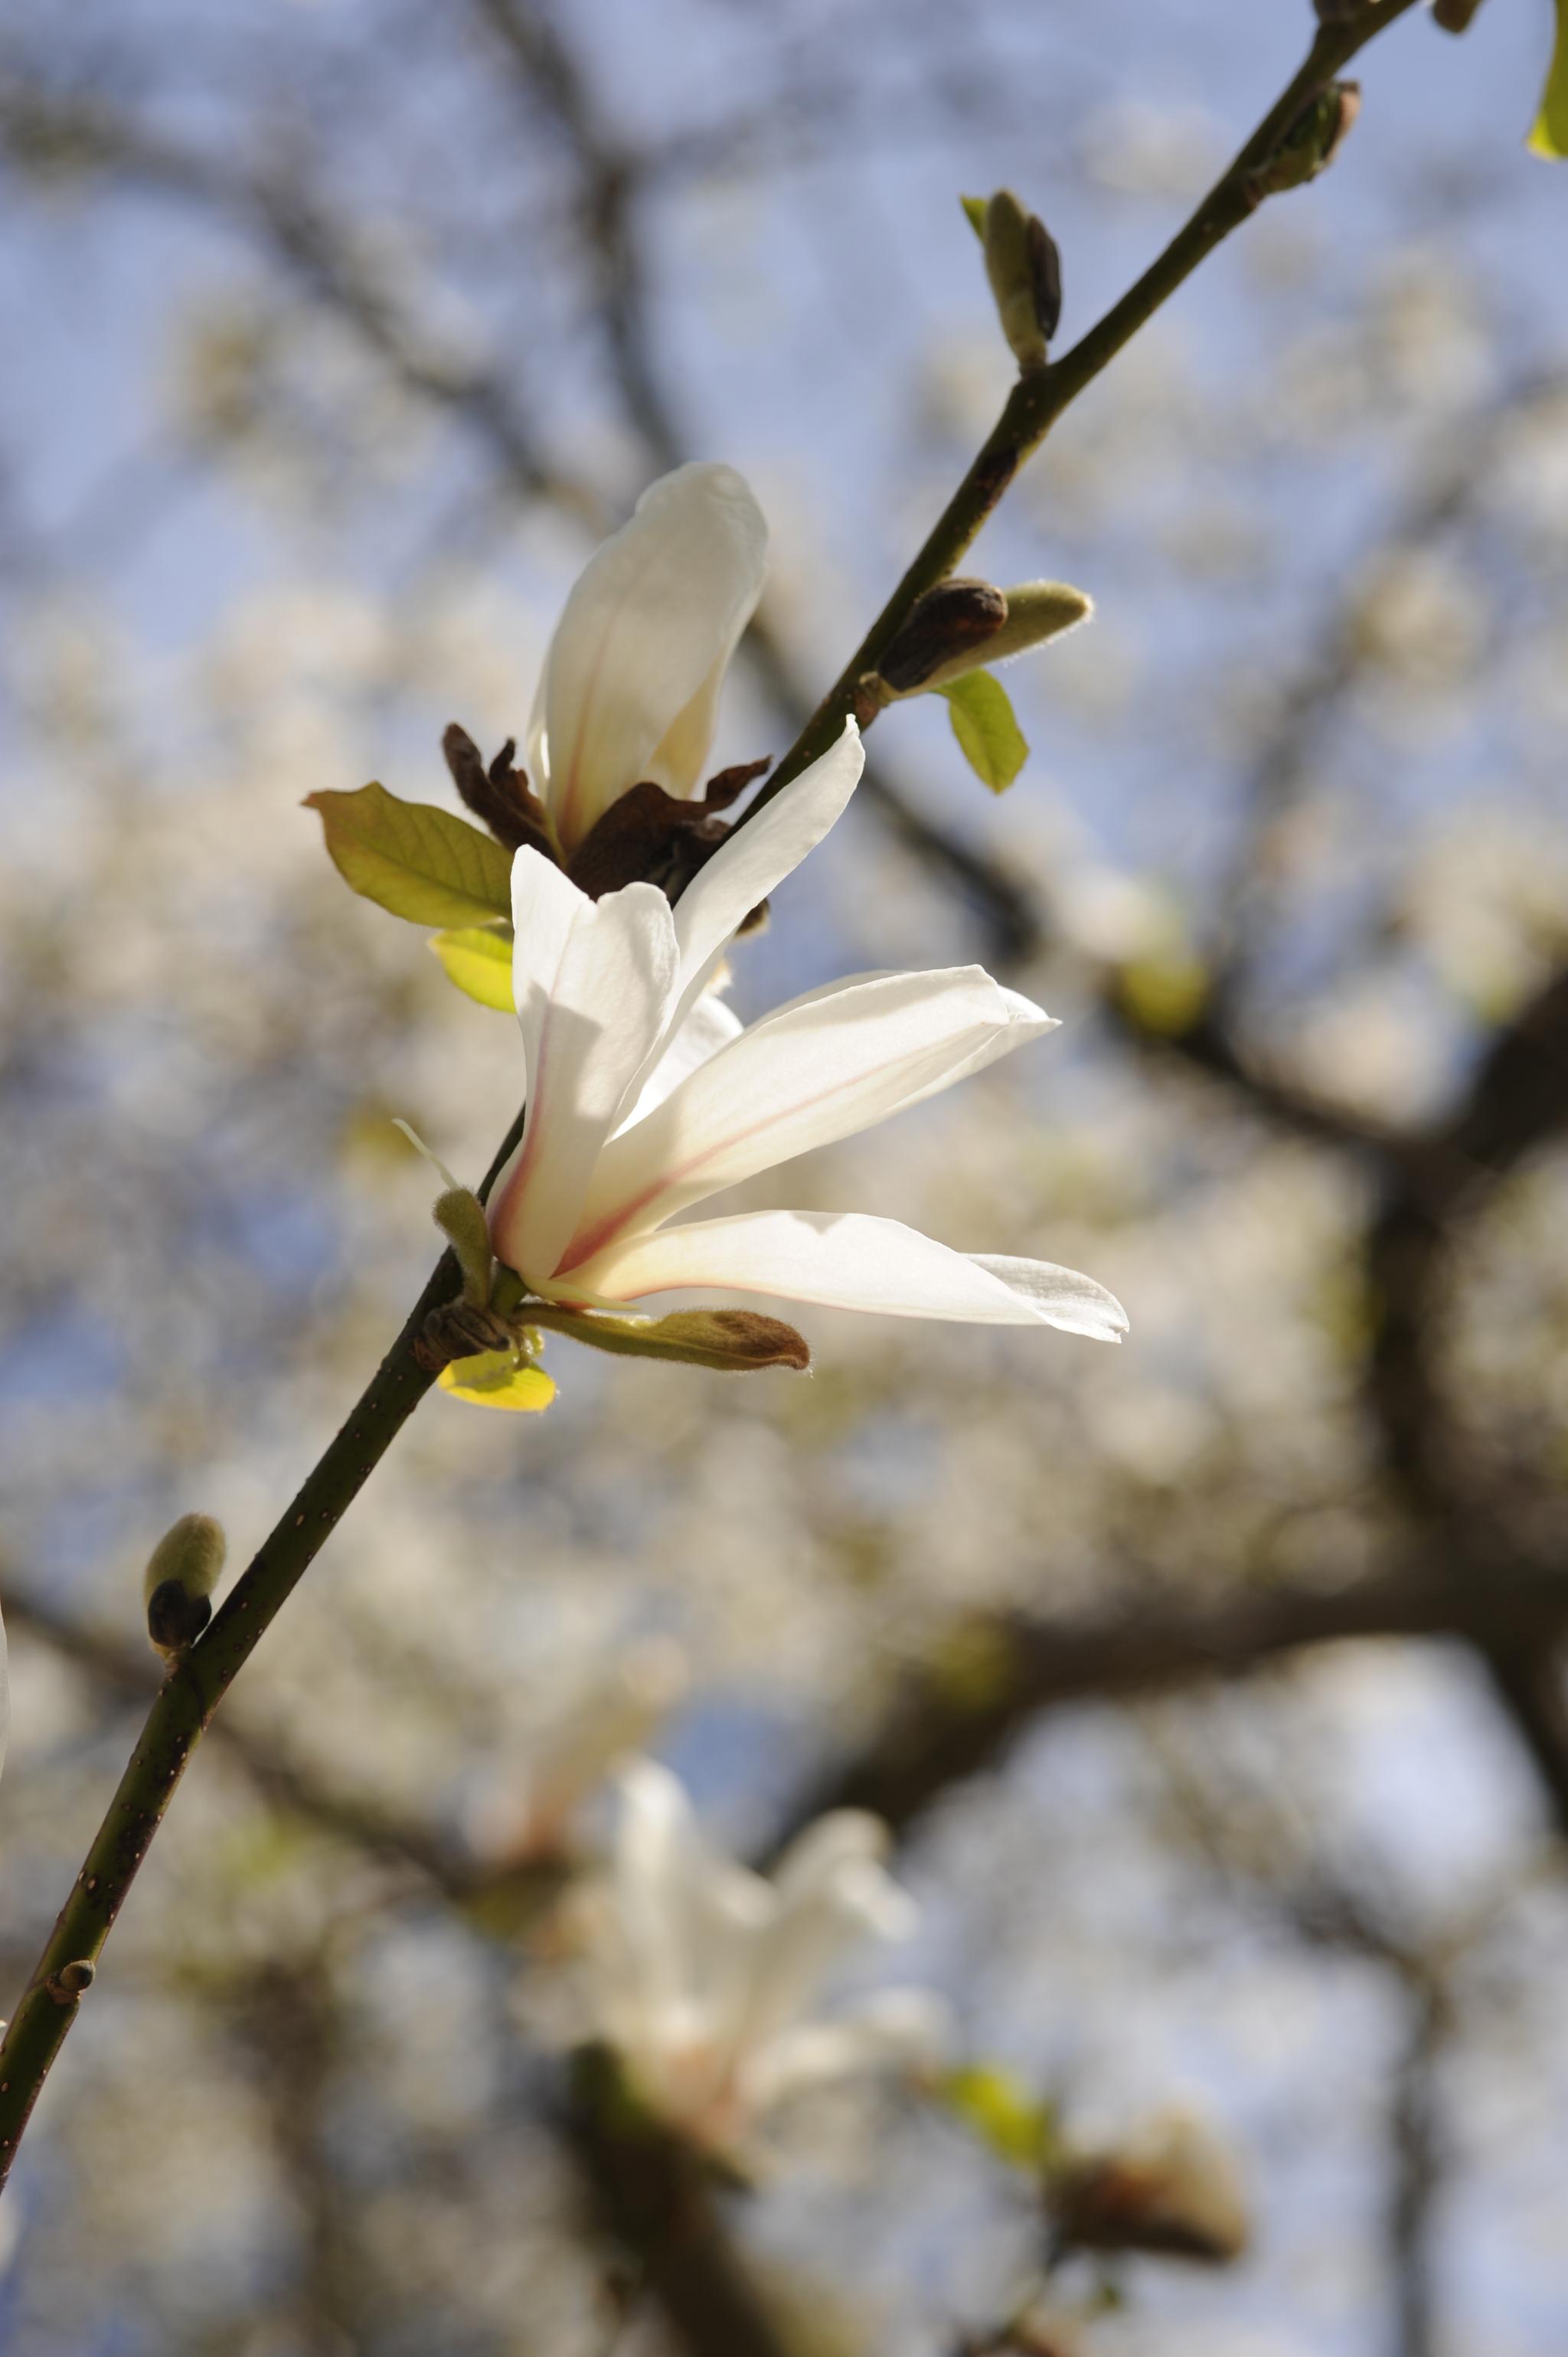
[142,1512,226,1658]
[1245,82,1361,204]
[433,1185,495,1307]
[878,579,1008,694]
[1051,2108,1250,2265]
[982,191,1060,371]
[916,580,1093,691]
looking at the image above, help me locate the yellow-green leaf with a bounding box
[941,2064,1057,2172]
[438,1351,556,1411]
[959,193,988,238]
[305,782,514,926]
[1116,950,1209,1037]
[528,1304,811,1372]
[430,924,515,1012]
[1529,0,1568,156]
[934,671,1029,793]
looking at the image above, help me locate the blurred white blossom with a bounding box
[572,1758,946,2155]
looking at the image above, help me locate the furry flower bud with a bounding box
[913,580,1093,692]
[433,1185,494,1307]
[1051,2107,1250,2264]
[143,1512,227,1658]
[1245,82,1361,204]
[878,579,1008,694]
[982,190,1061,371]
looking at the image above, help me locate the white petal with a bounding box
[743,1989,950,2114]
[534,463,767,852]
[505,848,587,1104]
[562,967,1055,1267]
[660,720,864,1032]
[741,1849,919,2051]
[969,1254,1129,1341]
[769,1809,892,1902]
[489,856,679,1283]
[566,1207,1125,1337]
[600,1759,705,2031]
[616,990,745,1130]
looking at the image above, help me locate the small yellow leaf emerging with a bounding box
[1529,0,1568,157]
[438,1352,557,1412]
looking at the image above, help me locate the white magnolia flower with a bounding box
[577,1757,946,2153]
[486,727,1127,1340]
[528,462,768,857]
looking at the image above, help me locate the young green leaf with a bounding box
[305,782,514,926]
[940,2064,1057,2172]
[429,924,515,1012]
[1529,0,1568,156]
[437,1350,557,1412]
[934,671,1030,793]
[959,193,988,238]
[528,1304,811,1373]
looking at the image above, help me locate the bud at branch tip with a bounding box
[981,189,1061,373]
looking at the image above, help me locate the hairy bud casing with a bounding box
[982,190,1061,371]
[878,579,1008,693]
[1245,81,1361,204]
[142,1512,227,1659]
[433,1185,495,1306]
[916,580,1093,691]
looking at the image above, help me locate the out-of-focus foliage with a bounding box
[2,3,1567,2355]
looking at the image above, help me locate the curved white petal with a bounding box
[664,719,864,1016]
[534,463,767,852]
[969,1254,1130,1341]
[489,855,679,1283]
[743,1989,950,2114]
[566,1207,1127,1338]
[616,990,745,1131]
[740,1852,919,2052]
[561,966,1055,1267]
[599,1759,703,2033]
[770,1809,893,1903]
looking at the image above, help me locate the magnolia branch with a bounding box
[741,0,1427,824]
[0,0,1442,2191]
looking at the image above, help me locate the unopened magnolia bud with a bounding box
[143,1512,226,1658]
[918,580,1092,691]
[878,579,1008,694]
[1246,82,1361,204]
[433,1185,494,1306]
[46,1960,96,2006]
[982,190,1060,371]
[1052,2107,1250,2265]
